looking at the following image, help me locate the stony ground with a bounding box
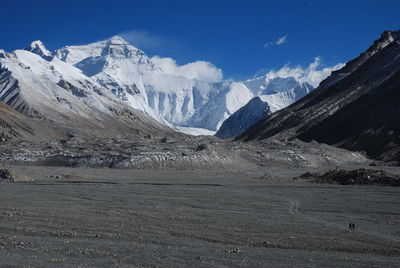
[0,165,398,267]
[0,137,368,170]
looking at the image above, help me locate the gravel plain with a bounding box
[0,165,398,267]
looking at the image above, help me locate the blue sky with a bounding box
[1,0,399,80]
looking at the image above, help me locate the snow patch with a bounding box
[175,127,216,136]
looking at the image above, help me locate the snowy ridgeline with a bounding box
[0,36,341,136]
[216,82,314,138]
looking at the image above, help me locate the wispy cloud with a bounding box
[264,34,288,48]
[276,34,287,45]
[118,30,184,55]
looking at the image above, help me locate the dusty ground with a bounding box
[0,165,398,267]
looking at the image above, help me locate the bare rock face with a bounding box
[0,169,32,182]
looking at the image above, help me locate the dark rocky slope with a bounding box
[237,30,400,163]
[297,168,400,186]
[215,96,271,139]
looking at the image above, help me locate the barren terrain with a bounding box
[0,165,398,267]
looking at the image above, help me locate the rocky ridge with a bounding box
[238,30,400,164]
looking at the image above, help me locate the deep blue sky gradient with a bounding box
[1,0,399,80]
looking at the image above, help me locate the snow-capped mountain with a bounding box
[54,36,163,122]
[0,47,171,138]
[1,36,321,137]
[52,36,255,133]
[216,81,313,138]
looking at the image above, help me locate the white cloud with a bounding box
[263,57,344,87]
[151,56,223,83]
[264,34,288,48]
[119,30,223,83]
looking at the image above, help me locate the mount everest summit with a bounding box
[0,36,337,137]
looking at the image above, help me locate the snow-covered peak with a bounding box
[25,40,53,60]
[29,40,48,51]
[258,82,313,113]
[107,35,130,45]
[102,36,146,60]
[243,76,300,95]
[55,35,146,65]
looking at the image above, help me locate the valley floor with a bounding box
[0,166,399,267]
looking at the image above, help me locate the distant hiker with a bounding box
[352,223,355,230]
[349,222,352,230]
